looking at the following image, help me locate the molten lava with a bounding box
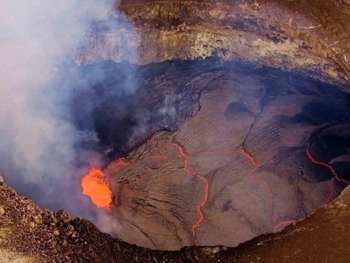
[306,150,350,184]
[172,142,209,244]
[240,149,300,232]
[81,167,112,210]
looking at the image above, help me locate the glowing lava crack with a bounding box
[172,142,209,244]
[306,150,350,185]
[240,149,303,233]
[106,140,210,245]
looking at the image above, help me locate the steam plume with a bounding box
[0,0,132,228]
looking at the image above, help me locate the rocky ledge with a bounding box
[78,0,350,87]
[1,172,350,262]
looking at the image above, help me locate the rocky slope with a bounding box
[1,172,350,262]
[78,0,350,88]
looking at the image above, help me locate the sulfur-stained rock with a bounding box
[76,0,350,88]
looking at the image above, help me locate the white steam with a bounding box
[0,0,126,227]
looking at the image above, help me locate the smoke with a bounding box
[0,0,135,227]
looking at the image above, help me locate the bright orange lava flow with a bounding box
[81,167,113,210]
[172,143,209,244]
[306,150,350,184]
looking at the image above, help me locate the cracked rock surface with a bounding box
[104,63,350,250]
[78,0,350,88]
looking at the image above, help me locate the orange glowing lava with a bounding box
[240,149,261,167]
[305,150,349,207]
[306,150,350,184]
[81,167,113,210]
[273,220,296,232]
[172,142,209,244]
[273,149,350,233]
[240,149,276,229]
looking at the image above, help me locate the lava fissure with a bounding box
[239,149,278,231]
[326,179,334,203]
[240,149,309,232]
[240,149,261,168]
[171,142,209,244]
[306,150,350,185]
[273,220,296,233]
[273,148,350,232]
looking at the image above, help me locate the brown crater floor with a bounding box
[102,62,350,250]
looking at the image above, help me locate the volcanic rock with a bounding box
[1,175,350,262]
[72,0,350,256]
[103,62,350,250]
[2,0,350,262]
[78,0,350,87]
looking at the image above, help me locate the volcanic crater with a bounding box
[76,58,350,250]
[2,0,350,262]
